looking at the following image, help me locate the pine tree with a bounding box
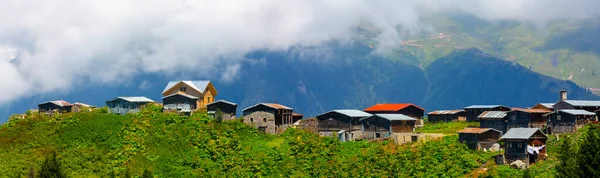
[577,125,600,177]
[556,136,579,178]
[38,152,65,178]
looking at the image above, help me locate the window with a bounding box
[179,87,186,92]
[258,126,267,133]
[508,143,512,148]
[557,115,561,120]
[250,118,254,122]
[263,118,267,122]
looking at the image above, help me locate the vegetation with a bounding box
[416,121,479,134]
[556,125,600,177]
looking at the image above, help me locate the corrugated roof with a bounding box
[501,128,546,140]
[562,100,600,107]
[464,105,506,109]
[539,103,555,109]
[364,103,425,112]
[73,102,94,108]
[362,114,416,121]
[319,109,372,118]
[511,108,551,114]
[457,128,501,134]
[162,80,211,94]
[478,111,507,119]
[242,103,292,111]
[427,110,464,115]
[109,96,154,103]
[560,109,596,115]
[207,100,237,106]
[161,93,199,100]
[39,100,73,107]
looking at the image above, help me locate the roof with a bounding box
[319,109,372,118]
[511,108,552,114]
[560,109,596,116]
[38,100,73,107]
[427,110,465,115]
[464,105,507,109]
[161,93,199,100]
[478,111,508,119]
[561,100,600,107]
[242,103,292,111]
[457,128,501,134]
[207,100,237,106]
[162,80,211,94]
[292,113,304,117]
[364,103,425,112]
[501,128,546,140]
[361,114,416,121]
[108,97,154,103]
[538,103,555,109]
[73,102,94,108]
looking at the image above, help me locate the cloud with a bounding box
[0,0,598,104]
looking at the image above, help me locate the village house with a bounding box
[552,90,600,112]
[364,103,425,127]
[531,103,554,111]
[317,109,372,142]
[38,100,73,114]
[427,110,466,123]
[457,128,502,150]
[507,109,551,130]
[106,97,154,115]
[242,103,293,134]
[596,109,600,117]
[162,93,198,114]
[547,109,597,134]
[500,128,548,165]
[361,114,416,140]
[72,102,96,112]
[207,100,238,121]
[162,80,217,110]
[464,105,510,122]
[478,111,509,134]
[292,113,304,123]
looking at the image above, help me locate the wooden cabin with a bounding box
[531,103,554,111]
[106,97,154,115]
[162,80,217,110]
[547,109,597,134]
[317,110,372,142]
[207,100,237,121]
[427,110,466,123]
[553,100,600,113]
[500,128,548,165]
[361,114,416,140]
[464,105,510,122]
[457,128,502,150]
[364,103,425,127]
[478,111,509,134]
[507,109,551,130]
[242,103,293,134]
[38,100,73,114]
[162,93,198,115]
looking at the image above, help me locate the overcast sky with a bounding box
[0,0,598,104]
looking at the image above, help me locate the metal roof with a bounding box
[510,108,551,114]
[162,80,210,94]
[539,103,555,109]
[318,109,372,118]
[242,103,292,111]
[501,128,546,140]
[207,100,237,106]
[457,128,501,134]
[560,109,596,115]
[161,93,199,100]
[427,110,465,115]
[364,103,425,112]
[562,100,600,107]
[108,96,154,103]
[38,100,73,107]
[361,114,416,121]
[477,111,507,119]
[464,105,507,109]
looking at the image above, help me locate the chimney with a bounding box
[559,90,567,101]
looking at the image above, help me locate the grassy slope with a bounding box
[416,122,479,135]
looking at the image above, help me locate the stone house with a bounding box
[242,103,293,134]
[316,109,372,142]
[361,114,416,140]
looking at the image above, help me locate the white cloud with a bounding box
[0,0,598,104]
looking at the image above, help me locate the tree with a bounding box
[576,125,600,177]
[38,152,65,178]
[556,136,579,178]
[215,109,224,123]
[141,169,153,178]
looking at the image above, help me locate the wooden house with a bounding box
[553,100,600,113]
[317,110,372,142]
[547,109,597,134]
[531,103,554,111]
[242,103,293,134]
[106,97,154,115]
[478,111,509,134]
[500,128,548,165]
[162,80,217,110]
[596,109,600,117]
[361,114,416,140]
[457,128,502,150]
[292,113,304,123]
[364,103,425,127]
[207,100,237,121]
[162,93,198,114]
[507,109,551,130]
[427,110,466,123]
[464,105,510,122]
[38,100,73,114]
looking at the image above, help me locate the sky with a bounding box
[0,0,598,105]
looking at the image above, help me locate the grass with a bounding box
[416,121,480,134]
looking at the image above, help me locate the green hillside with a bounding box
[1,106,558,177]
